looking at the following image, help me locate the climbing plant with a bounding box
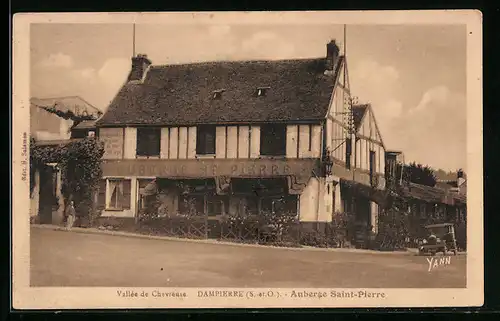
[30,136,105,224]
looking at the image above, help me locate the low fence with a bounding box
[137,214,302,247]
[95,210,466,251]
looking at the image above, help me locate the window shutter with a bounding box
[97,179,106,210]
[122,179,132,209]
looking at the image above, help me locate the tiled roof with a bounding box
[72,119,97,130]
[402,182,466,205]
[34,138,82,146]
[31,96,102,119]
[97,57,345,126]
[435,180,458,190]
[352,104,368,131]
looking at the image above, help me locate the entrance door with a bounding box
[356,196,371,226]
[38,166,54,224]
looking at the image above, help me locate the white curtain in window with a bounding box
[109,180,123,208]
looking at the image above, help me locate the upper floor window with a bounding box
[369,150,377,186]
[136,127,161,157]
[260,124,286,156]
[196,125,216,155]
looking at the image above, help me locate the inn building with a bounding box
[94,40,388,234]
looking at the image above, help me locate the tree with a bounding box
[404,162,437,187]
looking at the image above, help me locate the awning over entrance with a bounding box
[141,179,158,196]
[139,176,310,196]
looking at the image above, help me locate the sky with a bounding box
[30,23,466,171]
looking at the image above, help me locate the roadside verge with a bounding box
[30,223,465,256]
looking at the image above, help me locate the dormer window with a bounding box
[256,86,270,97]
[212,89,225,100]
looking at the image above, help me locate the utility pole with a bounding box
[132,23,136,57]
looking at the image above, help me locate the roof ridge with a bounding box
[150,57,326,69]
[31,95,80,101]
[30,95,101,113]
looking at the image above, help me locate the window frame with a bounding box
[369,150,376,178]
[137,179,155,211]
[259,123,287,157]
[97,179,107,210]
[207,195,229,217]
[105,178,132,211]
[196,125,216,156]
[345,137,352,170]
[261,195,298,215]
[136,127,161,158]
[178,194,205,216]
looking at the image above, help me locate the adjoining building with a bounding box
[30,96,102,224]
[94,40,389,240]
[401,172,467,249]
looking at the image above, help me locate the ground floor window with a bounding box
[102,178,132,210]
[132,177,301,218]
[179,194,204,216]
[261,195,298,214]
[177,194,231,217]
[137,179,155,211]
[207,195,229,217]
[234,196,259,216]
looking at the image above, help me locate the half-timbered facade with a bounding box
[95,40,388,234]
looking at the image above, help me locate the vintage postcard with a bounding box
[12,10,483,309]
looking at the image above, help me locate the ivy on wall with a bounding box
[30,137,105,223]
[38,104,102,121]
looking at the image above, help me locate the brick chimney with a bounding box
[457,169,466,187]
[325,39,340,71]
[128,54,152,82]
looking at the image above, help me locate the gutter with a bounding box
[95,119,326,128]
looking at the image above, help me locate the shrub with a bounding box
[260,209,299,243]
[300,230,328,247]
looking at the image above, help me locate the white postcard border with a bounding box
[12,10,483,309]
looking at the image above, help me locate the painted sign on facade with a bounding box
[100,128,124,159]
[101,158,320,179]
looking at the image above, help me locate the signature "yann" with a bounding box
[427,256,452,272]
